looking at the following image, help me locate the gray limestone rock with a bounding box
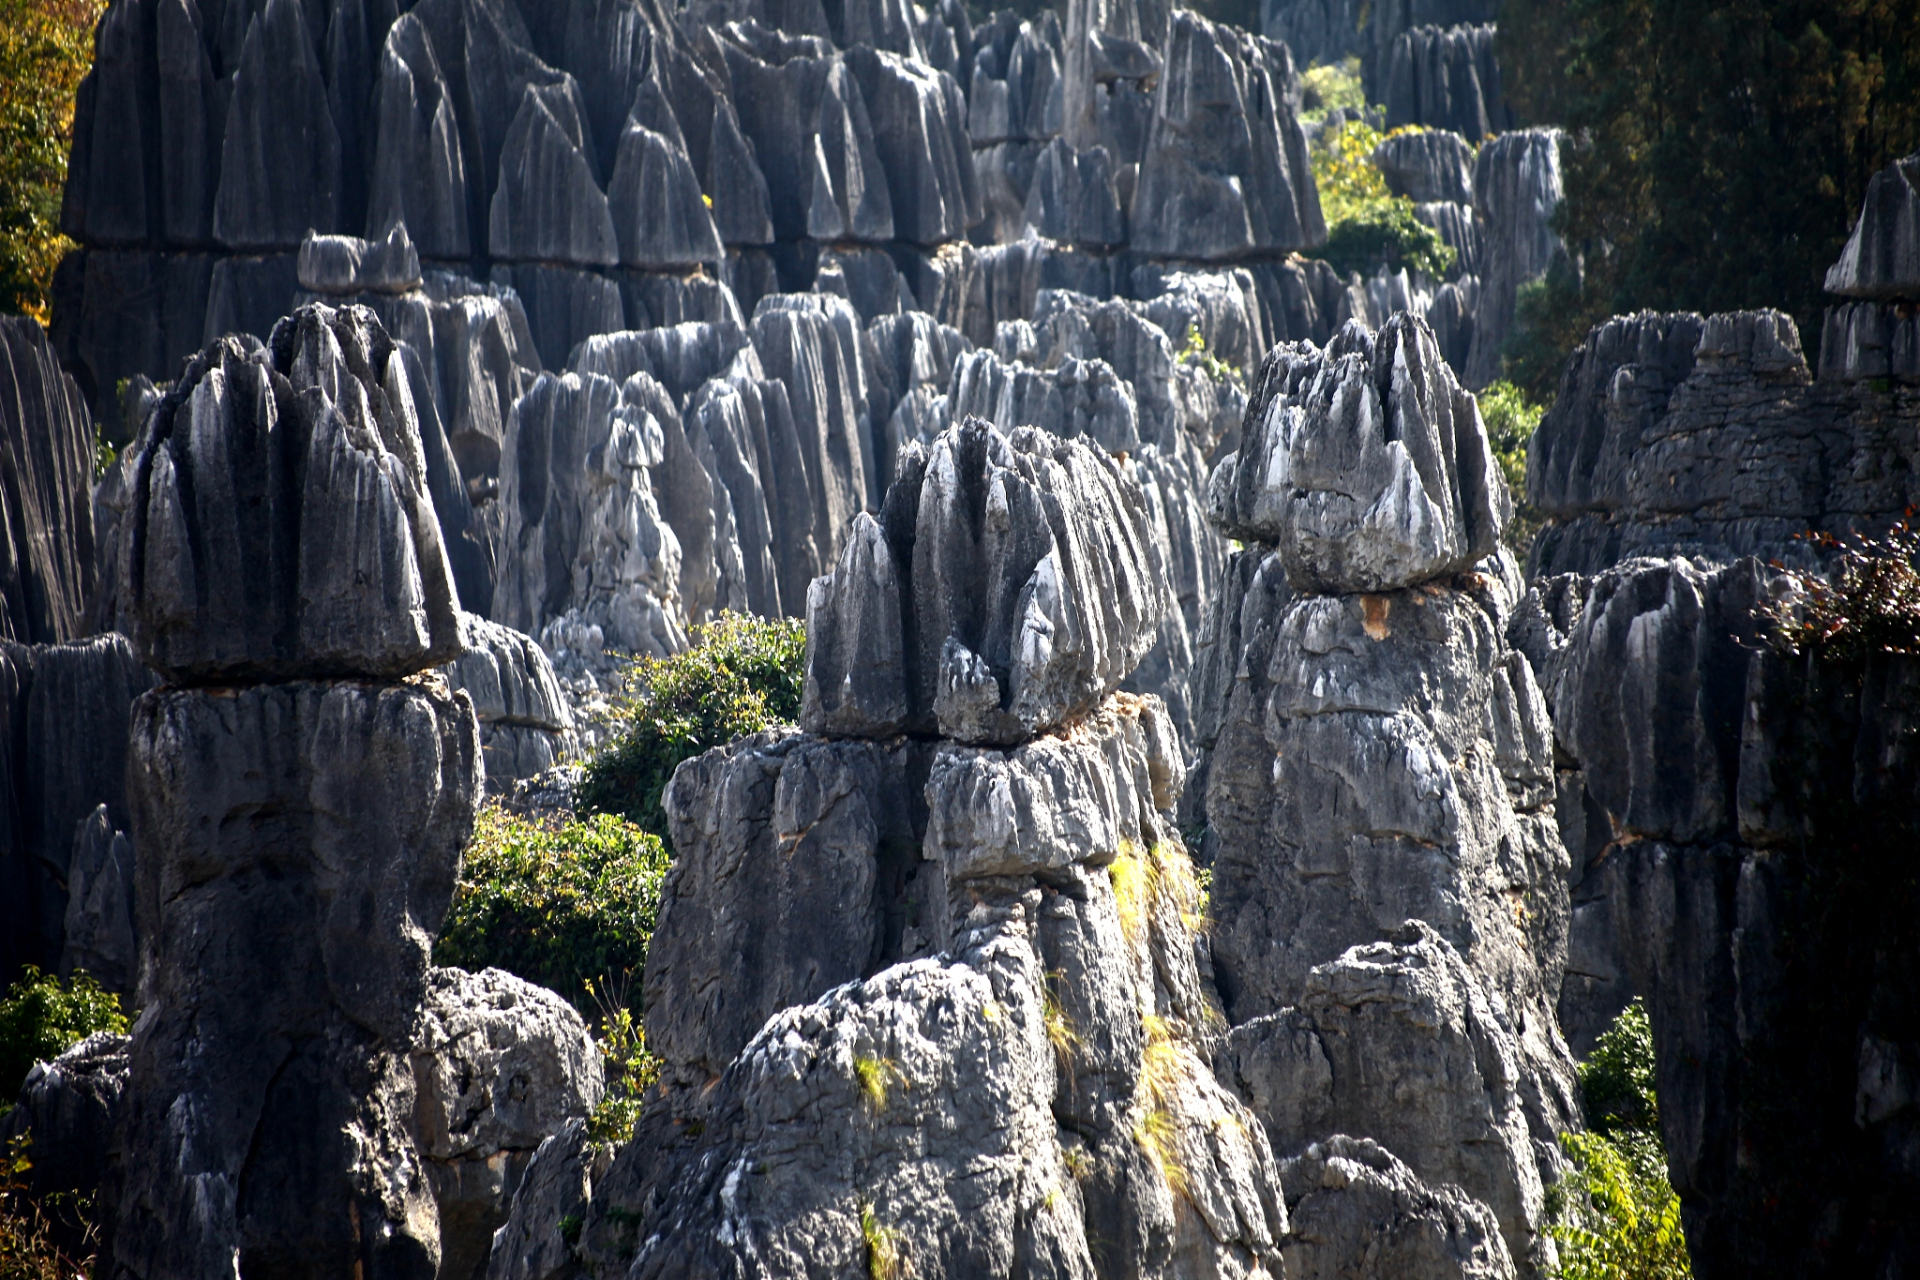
[802,419,1167,743]
[368,13,472,261]
[212,0,341,248]
[967,11,1065,146]
[750,293,872,566]
[430,285,543,482]
[949,347,1141,453]
[1375,128,1476,205]
[1133,265,1271,375]
[1023,139,1125,248]
[1278,1136,1517,1280]
[1463,130,1562,390]
[298,224,425,296]
[607,122,724,270]
[1130,14,1323,261]
[489,82,618,268]
[1376,24,1511,140]
[645,728,938,1079]
[488,266,625,375]
[0,316,96,646]
[105,676,481,1280]
[1209,315,1508,592]
[412,967,604,1280]
[0,1032,129,1212]
[0,633,157,980]
[1522,307,1920,576]
[1819,299,1920,383]
[59,805,138,999]
[443,613,578,788]
[485,1119,608,1280]
[1824,151,1920,301]
[494,369,685,662]
[846,46,980,245]
[121,303,464,682]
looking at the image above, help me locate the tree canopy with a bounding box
[0,0,102,324]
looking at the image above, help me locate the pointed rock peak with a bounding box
[1825,151,1920,301]
[803,416,1167,744]
[124,302,462,682]
[1209,311,1508,593]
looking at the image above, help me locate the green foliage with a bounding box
[583,985,661,1148]
[853,1055,905,1110]
[1478,380,1545,554]
[1501,266,1600,410]
[1178,325,1241,387]
[860,1202,905,1280]
[577,613,806,847]
[1318,201,1457,282]
[0,0,102,325]
[0,967,126,1110]
[1311,120,1393,225]
[1550,1130,1692,1280]
[1300,57,1365,123]
[1549,1001,1690,1278]
[1758,521,1920,662]
[1500,0,1920,367]
[1580,999,1660,1138]
[1311,122,1456,281]
[434,807,669,1017]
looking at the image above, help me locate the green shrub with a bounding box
[1549,999,1692,1279]
[1580,998,1659,1138]
[1550,1129,1692,1280]
[1299,57,1364,123]
[583,989,661,1147]
[0,968,126,1111]
[1310,121,1456,281]
[1478,380,1546,555]
[435,807,670,1016]
[1758,521,1920,662]
[577,612,806,846]
[1318,202,1456,283]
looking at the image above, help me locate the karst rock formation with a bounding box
[5,0,1920,1274]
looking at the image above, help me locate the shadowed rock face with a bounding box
[121,303,464,683]
[0,317,96,647]
[1197,311,1575,1275]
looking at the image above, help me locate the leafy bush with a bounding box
[1580,999,1659,1138]
[1318,201,1457,282]
[1549,999,1692,1279]
[1758,521,1920,662]
[583,989,661,1147]
[1299,57,1364,123]
[0,967,126,1110]
[1550,1129,1692,1280]
[577,612,806,847]
[435,807,669,1016]
[0,0,104,325]
[1311,122,1456,281]
[1478,380,1546,554]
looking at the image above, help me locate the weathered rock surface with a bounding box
[1525,309,1920,576]
[1374,128,1477,206]
[104,677,481,1280]
[443,613,578,789]
[1207,315,1507,592]
[120,303,464,682]
[1824,150,1920,301]
[1528,551,1920,1279]
[299,224,424,296]
[494,369,685,665]
[1462,129,1562,389]
[1130,12,1324,261]
[0,632,154,985]
[0,1031,129,1211]
[802,419,1166,743]
[0,316,95,646]
[59,804,138,997]
[485,1119,608,1280]
[1376,24,1510,139]
[412,967,603,1280]
[1277,1135,1516,1280]
[1223,925,1553,1268]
